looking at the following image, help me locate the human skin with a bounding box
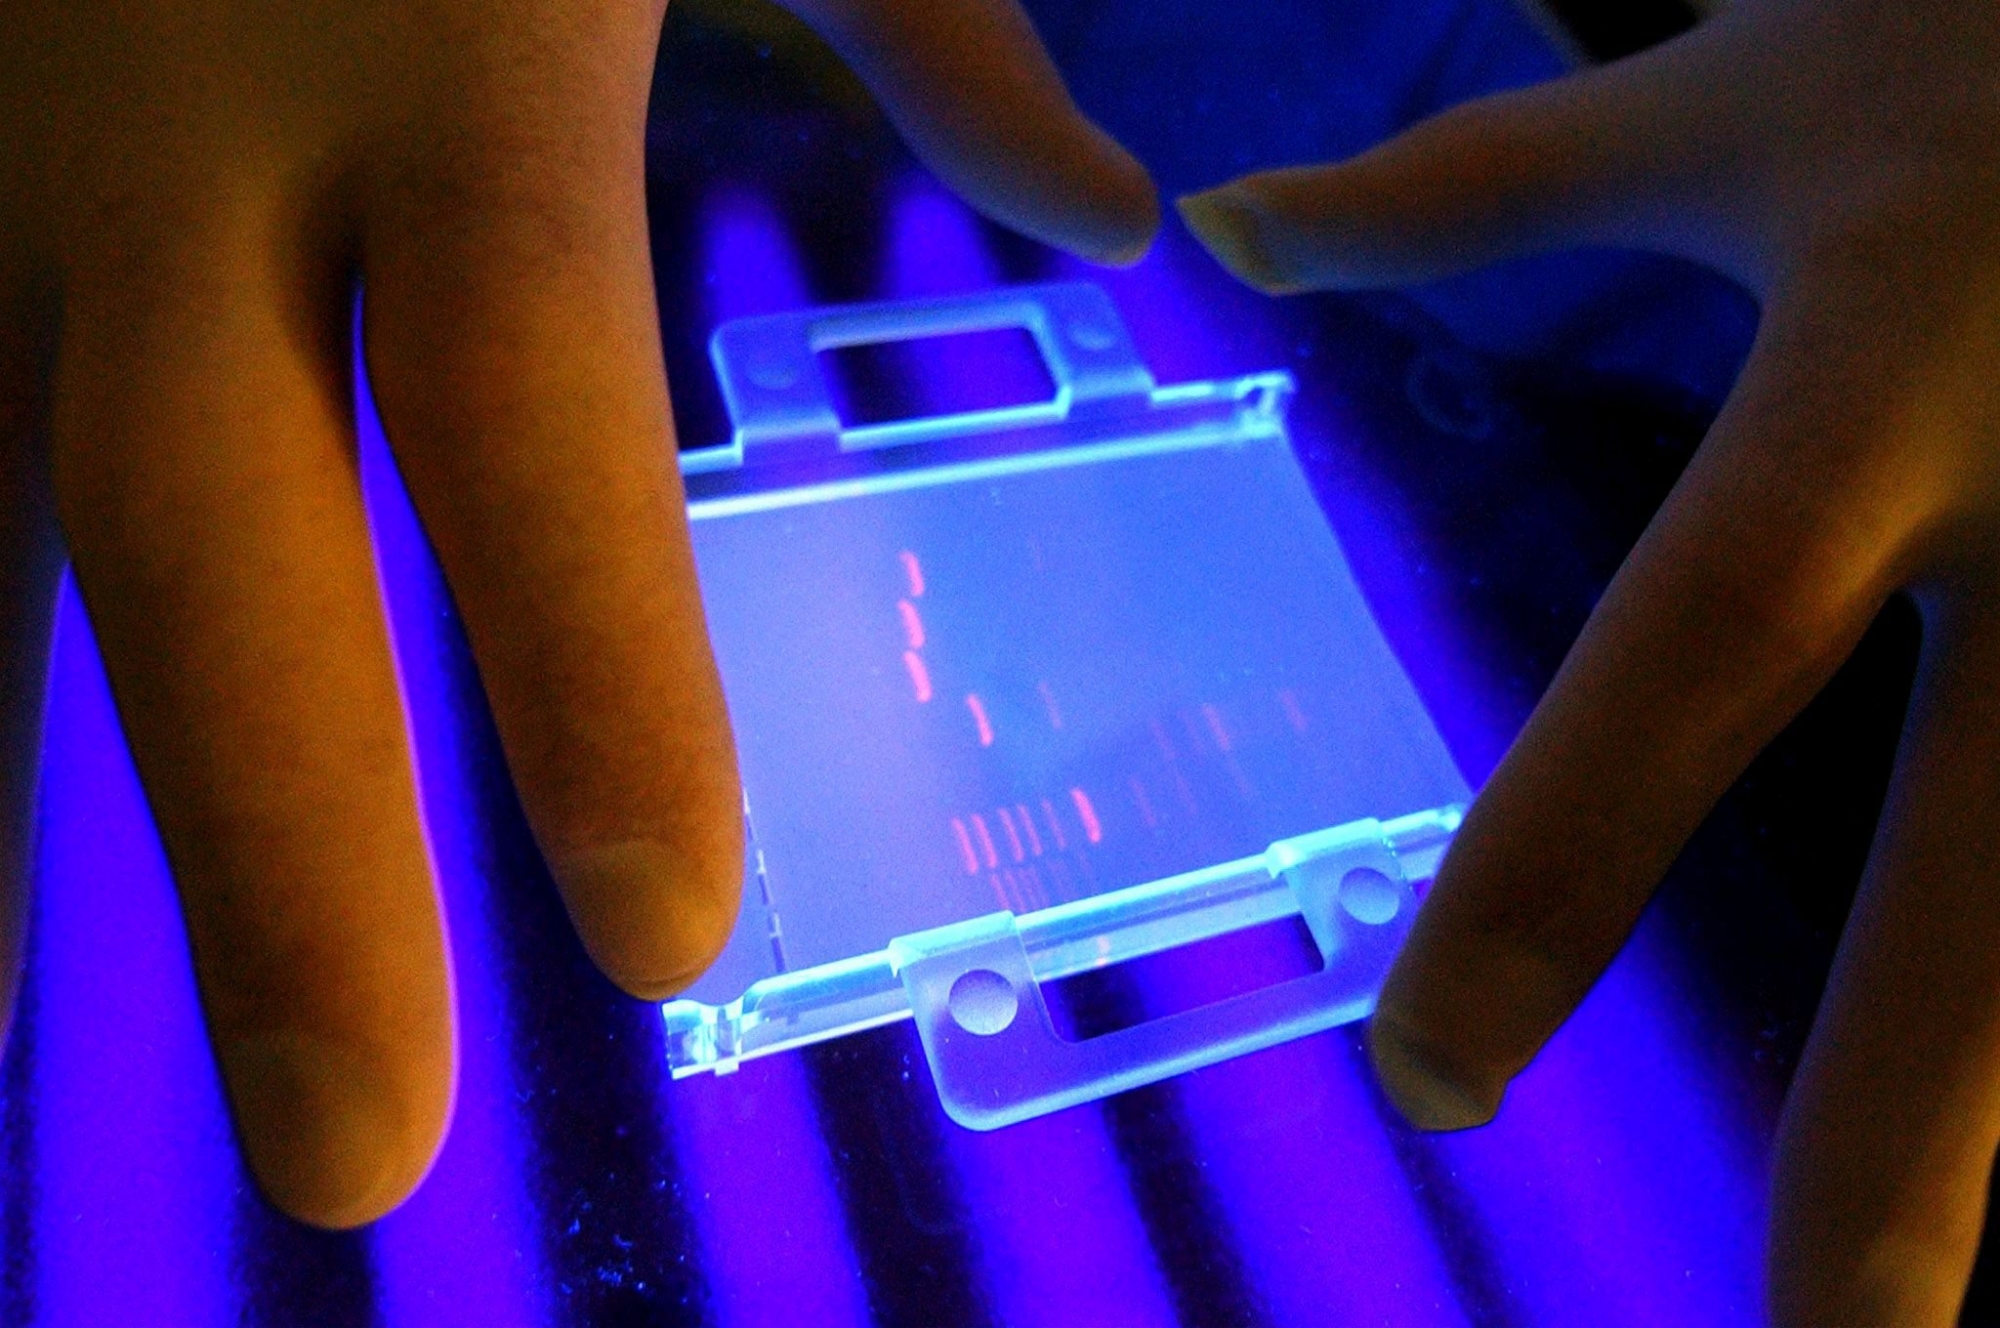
[1180,1,2000,1322]
[0,0,1154,1230]
[9,0,1989,1313]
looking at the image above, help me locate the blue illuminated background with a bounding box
[0,0,1870,1324]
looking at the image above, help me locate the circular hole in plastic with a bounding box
[1066,319,1117,351]
[947,968,1020,1036]
[1338,867,1402,925]
[746,355,799,391]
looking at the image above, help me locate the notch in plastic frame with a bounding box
[890,819,1414,1130]
[707,282,1157,464]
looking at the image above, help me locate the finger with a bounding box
[0,264,62,1041]
[786,0,1158,264]
[360,83,743,1000]
[1365,282,1934,1131]
[1768,596,2000,1326]
[1177,23,1754,293]
[50,206,453,1229]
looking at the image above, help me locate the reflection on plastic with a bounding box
[669,283,1471,1127]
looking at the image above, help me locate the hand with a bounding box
[0,0,1154,1229]
[1180,2,2000,1321]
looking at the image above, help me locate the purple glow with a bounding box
[1295,458,1515,785]
[948,1111,1179,1328]
[1136,926,1469,1323]
[883,177,1002,300]
[1070,232,1514,784]
[670,187,873,1326]
[701,189,815,322]
[881,177,1181,1327]
[1060,227,1765,1320]
[1178,1032,1471,1324]
[882,177,1055,412]
[355,345,551,1326]
[1049,239,1465,1328]
[1427,931,1763,1322]
[0,71,1770,1321]
[666,1059,873,1328]
[28,580,239,1325]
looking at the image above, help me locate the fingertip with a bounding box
[1071,146,1159,267]
[554,835,743,1002]
[1367,1011,1503,1133]
[802,0,1159,266]
[1176,184,1320,294]
[225,1029,453,1230]
[951,122,1159,267]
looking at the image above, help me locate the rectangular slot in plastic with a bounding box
[1046,914,1324,1044]
[818,326,1057,428]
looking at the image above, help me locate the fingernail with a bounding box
[225,1030,424,1229]
[1177,188,1297,292]
[1368,1018,1501,1132]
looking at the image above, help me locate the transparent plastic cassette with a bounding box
[663,282,1469,1129]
